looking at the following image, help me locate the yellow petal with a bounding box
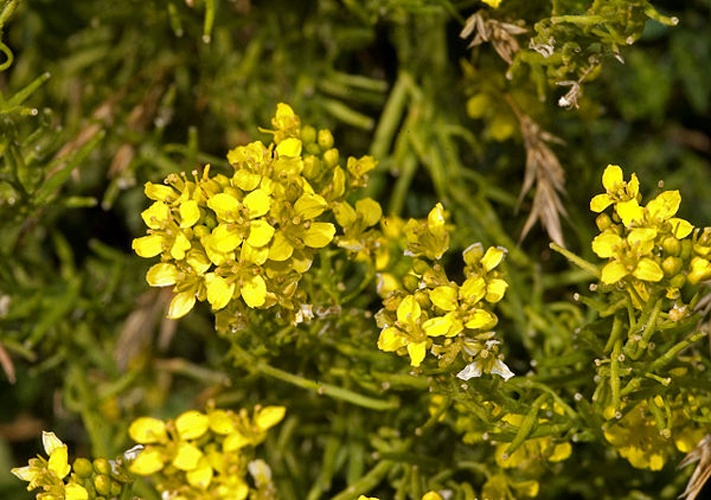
[669,218,693,238]
[429,286,458,311]
[133,234,164,258]
[422,315,458,337]
[168,291,197,319]
[276,137,302,157]
[633,258,664,282]
[207,192,240,222]
[303,222,336,248]
[255,406,286,430]
[601,164,623,191]
[481,246,506,272]
[42,431,66,455]
[141,201,170,229]
[628,228,657,246]
[600,261,628,284]
[241,275,267,308]
[590,193,613,213]
[173,441,203,471]
[295,193,328,219]
[240,242,269,265]
[591,232,622,258]
[396,295,421,324]
[176,410,210,440]
[247,220,275,247]
[208,410,236,435]
[186,249,212,275]
[646,190,680,220]
[243,189,271,218]
[145,182,177,202]
[179,200,201,228]
[407,341,427,367]
[48,445,71,479]
[223,431,250,452]
[616,199,644,227]
[129,447,165,476]
[377,327,407,352]
[129,417,167,444]
[485,279,508,303]
[186,459,213,489]
[268,231,294,261]
[212,224,242,253]
[346,155,377,178]
[65,483,89,500]
[550,442,572,462]
[460,276,486,303]
[427,203,446,230]
[464,309,497,330]
[170,231,192,260]
[333,201,357,228]
[233,169,261,191]
[355,198,383,227]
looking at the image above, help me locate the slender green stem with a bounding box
[649,330,707,372]
[604,313,624,353]
[609,339,622,412]
[550,15,607,25]
[331,460,395,500]
[549,243,600,278]
[232,347,400,411]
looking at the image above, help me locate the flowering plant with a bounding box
[4,1,710,499]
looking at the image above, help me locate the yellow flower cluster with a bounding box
[376,205,513,381]
[11,431,131,500]
[132,103,378,323]
[127,403,285,499]
[602,395,707,471]
[591,164,711,307]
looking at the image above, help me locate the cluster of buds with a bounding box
[132,103,378,326]
[591,164,711,310]
[127,403,284,499]
[375,204,513,381]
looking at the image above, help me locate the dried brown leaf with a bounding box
[679,435,711,500]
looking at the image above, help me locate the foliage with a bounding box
[2,0,711,499]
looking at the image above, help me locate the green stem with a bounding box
[550,15,607,25]
[649,330,707,372]
[549,243,600,278]
[609,339,622,412]
[233,347,400,411]
[604,313,624,353]
[331,460,395,500]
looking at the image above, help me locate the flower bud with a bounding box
[661,256,682,277]
[93,458,111,476]
[94,474,112,496]
[595,213,613,232]
[402,274,420,292]
[301,125,316,145]
[662,237,681,256]
[317,129,334,150]
[322,148,339,169]
[73,458,94,478]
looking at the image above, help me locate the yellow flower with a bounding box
[482,0,502,8]
[590,164,640,213]
[603,401,669,471]
[403,203,451,260]
[377,295,428,367]
[11,431,90,500]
